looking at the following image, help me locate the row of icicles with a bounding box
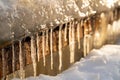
[1,19,96,79]
[1,7,120,79]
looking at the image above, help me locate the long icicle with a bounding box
[12,43,15,78]
[19,40,25,79]
[87,23,91,54]
[6,75,9,80]
[77,22,81,49]
[69,21,75,64]
[46,30,49,55]
[42,31,46,66]
[83,21,87,57]
[50,29,53,70]
[2,49,5,79]
[83,33,87,57]
[87,35,90,54]
[31,36,37,77]
[36,33,40,62]
[59,25,62,71]
[71,21,75,63]
[64,23,68,42]
[69,22,72,63]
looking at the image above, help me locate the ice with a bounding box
[64,23,67,42]
[42,32,46,66]
[12,43,15,78]
[58,25,62,71]
[77,22,80,49]
[19,40,25,79]
[69,21,75,63]
[13,43,120,80]
[31,36,37,77]
[50,29,53,70]
[2,49,5,78]
[36,33,40,62]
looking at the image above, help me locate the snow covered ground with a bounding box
[13,42,120,80]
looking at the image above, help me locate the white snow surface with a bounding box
[13,43,120,80]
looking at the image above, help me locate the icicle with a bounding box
[50,29,53,70]
[87,20,92,54]
[59,25,62,71]
[64,23,68,42]
[31,36,37,77]
[19,40,25,79]
[77,22,81,49]
[46,30,49,53]
[69,22,72,63]
[83,35,87,57]
[42,31,46,66]
[86,36,90,54]
[12,43,15,78]
[36,33,40,62]
[94,31,100,47]
[69,21,75,64]
[6,75,9,80]
[83,20,87,57]
[2,49,5,79]
[71,21,75,63]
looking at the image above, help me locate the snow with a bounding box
[13,43,120,80]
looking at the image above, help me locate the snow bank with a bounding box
[13,44,120,80]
